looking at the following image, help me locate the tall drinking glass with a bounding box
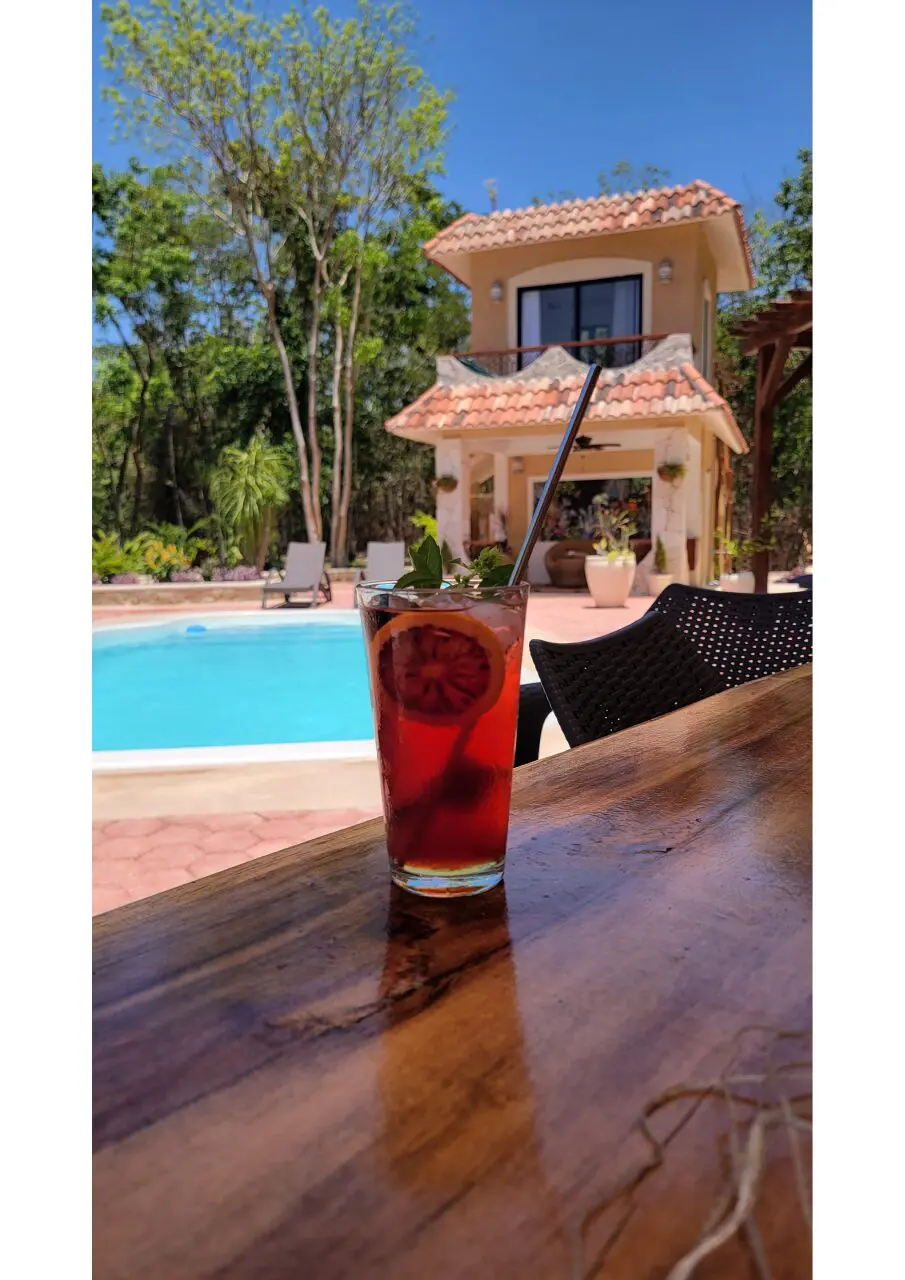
[357,581,530,897]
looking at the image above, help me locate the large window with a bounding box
[518,275,642,370]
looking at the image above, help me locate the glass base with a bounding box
[391,867,504,898]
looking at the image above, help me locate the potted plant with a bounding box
[649,536,673,597]
[433,473,458,493]
[584,503,637,607]
[656,462,687,484]
[715,530,756,592]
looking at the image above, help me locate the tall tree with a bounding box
[714,149,813,566]
[101,0,450,558]
[274,2,450,563]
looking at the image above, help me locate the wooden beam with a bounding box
[733,298,813,355]
[772,353,812,407]
[752,343,776,593]
[762,335,793,406]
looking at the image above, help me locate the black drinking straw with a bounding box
[507,362,602,585]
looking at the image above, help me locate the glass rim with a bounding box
[355,579,530,597]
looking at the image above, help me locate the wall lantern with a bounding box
[489,280,504,303]
[512,456,524,474]
[657,258,673,285]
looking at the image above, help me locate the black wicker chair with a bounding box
[515,584,811,760]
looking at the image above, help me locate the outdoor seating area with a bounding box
[89,3,817,1276]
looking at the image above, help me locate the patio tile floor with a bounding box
[93,806,382,915]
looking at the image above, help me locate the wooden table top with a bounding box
[94,667,812,1280]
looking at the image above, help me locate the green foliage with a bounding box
[395,534,445,588]
[209,432,291,568]
[92,531,143,580]
[100,0,455,555]
[95,0,467,559]
[592,501,636,557]
[654,537,668,574]
[408,510,457,573]
[394,537,511,590]
[409,510,438,544]
[715,149,812,566]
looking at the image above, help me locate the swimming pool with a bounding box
[93,612,374,755]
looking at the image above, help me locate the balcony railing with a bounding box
[450,334,669,378]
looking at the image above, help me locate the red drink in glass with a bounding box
[357,582,530,897]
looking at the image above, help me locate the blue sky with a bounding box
[93,0,811,219]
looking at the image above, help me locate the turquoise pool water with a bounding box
[92,617,373,752]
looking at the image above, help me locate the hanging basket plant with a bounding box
[433,474,459,493]
[657,462,687,484]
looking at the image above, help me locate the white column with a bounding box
[492,451,510,545]
[435,440,471,565]
[651,428,690,585]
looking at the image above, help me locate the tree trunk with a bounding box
[164,405,183,525]
[127,375,150,537]
[264,295,320,543]
[335,255,363,568]
[233,197,320,545]
[114,441,131,538]
[329,322,344,566]
[307,261,324,540]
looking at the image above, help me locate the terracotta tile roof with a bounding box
[424,181,753,283]
[386,342,747,454]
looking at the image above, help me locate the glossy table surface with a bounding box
[94,666,812,1279]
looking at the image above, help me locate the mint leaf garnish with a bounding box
[476,563,513,587]
[393,536,515,591]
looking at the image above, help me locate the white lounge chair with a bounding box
[356,541,406,587]
[262,542,331,609]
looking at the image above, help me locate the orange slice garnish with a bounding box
[374,610,505,726]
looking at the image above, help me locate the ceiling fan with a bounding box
[548,435,620,452]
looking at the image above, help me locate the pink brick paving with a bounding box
[92,587,653,914]
[92,808,382,915]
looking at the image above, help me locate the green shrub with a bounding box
[92,532,143,582]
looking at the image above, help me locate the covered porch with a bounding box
[386,336,747,589]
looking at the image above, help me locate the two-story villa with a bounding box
[385,180,753,588]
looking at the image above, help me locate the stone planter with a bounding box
[719,571,755,593]
[648,573,673,598]
[584,555,637,607]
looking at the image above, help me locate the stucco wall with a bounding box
[467,224,711,353]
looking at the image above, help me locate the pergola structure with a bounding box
[732,289,812,591]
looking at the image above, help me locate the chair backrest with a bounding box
[647,584,812,687]
[364,541,405,585]
[530,584,812,750]
[530,612,727,748]
[282,541,326,588]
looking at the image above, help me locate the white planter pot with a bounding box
[720,571,755,593]
[528,540,558,586]
[585,555,637,607]
[648,573,673,598]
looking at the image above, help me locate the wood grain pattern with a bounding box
[94,667,812,1280]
